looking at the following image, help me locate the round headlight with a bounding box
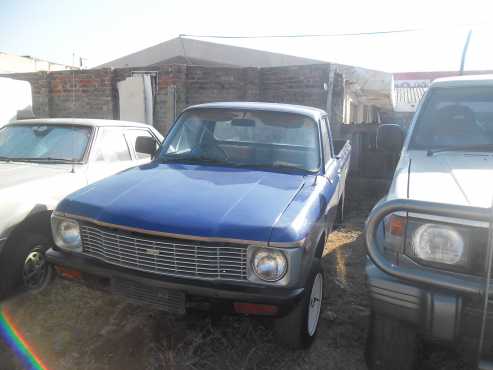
[252,248,287,282]
[58,219,81,248]
[411,223,464,265]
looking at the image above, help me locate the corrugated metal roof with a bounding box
[97,38,326,69]
[393,87,427,112]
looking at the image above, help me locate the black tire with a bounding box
[366,313,419,370]
[0,233,53,300]
[274,263,324,349]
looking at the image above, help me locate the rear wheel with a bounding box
[274,263,324,349]
[366,313,420,370]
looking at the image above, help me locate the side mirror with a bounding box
[377,124,404,153]
[135,136,157,156]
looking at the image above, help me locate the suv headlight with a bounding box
[251,248,287,282]
[51,214,82,252]
[385,215,487,274]
[409,223,465,265]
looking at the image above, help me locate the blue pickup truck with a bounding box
[46,102,351,348]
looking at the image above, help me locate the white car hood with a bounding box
[0,162,87,238]
[0,162,75,190]
[402,151,493,208]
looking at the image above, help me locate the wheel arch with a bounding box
[314,231,326,259]
[6,208,53,246]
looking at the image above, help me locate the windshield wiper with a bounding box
[427,144,493,156]
[160,155,232,166]
[238,163,313,174]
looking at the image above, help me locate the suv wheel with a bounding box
[366,313,420,370]
[274,263,324,349]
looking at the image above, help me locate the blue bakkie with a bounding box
[46,102,351,349]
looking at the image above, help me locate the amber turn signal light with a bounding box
[389,214,406,236]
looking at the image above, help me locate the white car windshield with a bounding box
[159,109,321,173]
[0,124,92,162]
[410,87,493,151]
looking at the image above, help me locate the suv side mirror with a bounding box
[377,124,404,153]
[135,136,157,156]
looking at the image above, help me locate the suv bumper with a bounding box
[46,248,305,315]
[367,260,493,347]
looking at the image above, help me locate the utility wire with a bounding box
[179,22,486,40]
[180,28,422,39]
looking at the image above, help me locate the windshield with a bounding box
[159,109,320,172]
[410,87,493,150]
[0,124,92,162]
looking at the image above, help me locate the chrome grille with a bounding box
[80,223,248,281]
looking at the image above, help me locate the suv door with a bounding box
[86,127,135,183]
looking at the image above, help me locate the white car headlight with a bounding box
[51,214,82,252]
[410,223,465,265]
[251,248,287,282]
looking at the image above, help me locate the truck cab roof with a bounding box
[185,102,328,121]
[431,74,493,88]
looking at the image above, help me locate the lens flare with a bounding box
[0,306,48,370]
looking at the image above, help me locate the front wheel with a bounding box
[274,264,324,349]
[0,233,53,299]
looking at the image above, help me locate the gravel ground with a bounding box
[0,179,471,370]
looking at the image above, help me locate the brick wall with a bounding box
[49,69,114,119]
[2,63,338,134]
[260,65,328,109]
[186,66,257,106]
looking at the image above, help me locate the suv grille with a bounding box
[80,223,248,281]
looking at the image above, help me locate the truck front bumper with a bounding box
[367,261,493,350]
[46,248,305,316]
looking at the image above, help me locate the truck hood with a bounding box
[58,163,308,242]
[404,151,493,208]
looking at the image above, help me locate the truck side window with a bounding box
[96,128,132,162]
[320,117,331,164]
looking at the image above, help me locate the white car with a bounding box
[0,118,163,298]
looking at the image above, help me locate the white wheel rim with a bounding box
[307,272,323,336]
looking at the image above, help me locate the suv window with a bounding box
[125,129,158,160]
[95,128,131,162]
[411,87,493,149]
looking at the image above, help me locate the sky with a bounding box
[1,0,492,73]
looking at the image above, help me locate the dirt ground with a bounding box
[0,179,469,370]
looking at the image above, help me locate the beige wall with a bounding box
[0,53,77,73]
